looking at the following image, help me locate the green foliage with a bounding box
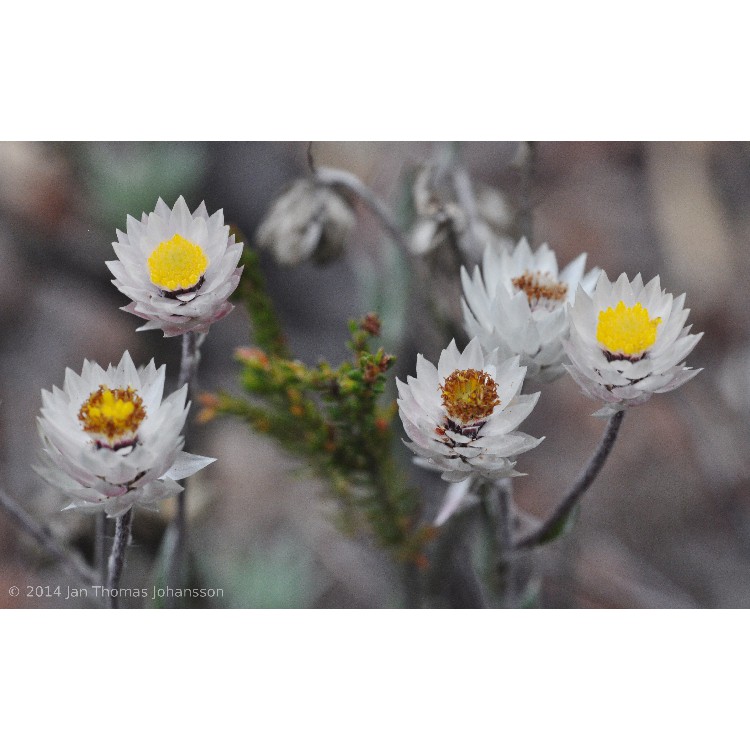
[203,246,430,564]
[235,242,289,358]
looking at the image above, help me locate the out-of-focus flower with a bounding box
[461,238,599,382]
[474,184,514,242]
[565,272,703,416]
[397,338,542,483]
[107,196,243,337]
[409,207,466,258]
[409,162,514,260]
[256,179,355,265]
[409,163,466,257]
[35,352,215,517]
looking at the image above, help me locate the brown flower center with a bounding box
[440,368,500,423]
[512,271,568,309]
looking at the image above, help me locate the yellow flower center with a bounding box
[78,386,146,442]
[596,301,661,357]
[512,271,568,307]
[147,234,208,291]
[440,368,500,423]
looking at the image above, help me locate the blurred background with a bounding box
[0,141,744,608]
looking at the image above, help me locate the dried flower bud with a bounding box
[379,354,395,371]
[256,179,356,266]
[363,362,381,384]
[360,313,382,336]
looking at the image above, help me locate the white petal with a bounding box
[434,478,473,526]
[163,451,216,481]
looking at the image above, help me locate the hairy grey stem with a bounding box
[106,508,133,608]
[178,331,201,394]
[496,479,516,606]
[497,478,513,550]
[313,166,412,256]
[168,490,188,605]
[478,478,517,607]
[95,511,107,584]
[426,496,488,608]
[0,487,98,587]
[515,410,625,550]
[166,330,204,605]
[518,141,537,244]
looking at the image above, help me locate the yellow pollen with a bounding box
[147,233,208,291]
[512,271,568,305]
[440,368,500,423]
[596,301,661,357]
[78,386,146,442]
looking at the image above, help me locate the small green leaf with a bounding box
[536,503,581,545]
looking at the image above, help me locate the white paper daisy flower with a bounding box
[107,196,243,337]
[35,351,215,517]
[565,272,703,417]
[461,237,599,382]
[397,338,543,483]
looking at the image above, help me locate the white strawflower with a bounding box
[36,352,215,517]
[565,272,703,417]
[107,196,243,337]
[461,237,599,382]
[397,338,543,483]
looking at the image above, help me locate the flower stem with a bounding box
[106,508,133,608]
[477,477,516,607]
[95,511,107,584]
[515,410,625,549]
[496,478,513,551]
[426,505,488,608]
[499,479,517,604]
[178,331,201,394]
[313,166,412,256]
[166,330,204,605]
[0,486,98,587]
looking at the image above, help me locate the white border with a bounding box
[1,4,744,139]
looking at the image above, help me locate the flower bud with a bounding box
[256,179,356,266]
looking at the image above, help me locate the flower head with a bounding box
[397,338,543,483]
[461,238,599,382]
[256,179,355,265]
[35,351,215,517]
[107,196,243,337]
[565,272,703,416]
